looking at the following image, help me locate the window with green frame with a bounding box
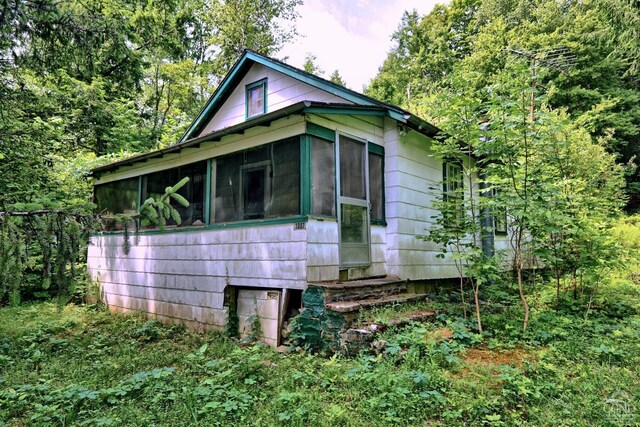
[245,79,267,119]
[142,161,207,227]
[94,177,139,215]
[311,136,336,216]
[443,161,464,224]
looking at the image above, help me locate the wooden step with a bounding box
[325,292,429,313]
[308,276,407,303]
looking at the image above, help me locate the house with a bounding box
[88,50,508,348]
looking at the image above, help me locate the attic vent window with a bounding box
[246,79,267,118]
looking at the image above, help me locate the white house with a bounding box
[88,50,507,347]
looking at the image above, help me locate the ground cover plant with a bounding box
[1,272,639,426]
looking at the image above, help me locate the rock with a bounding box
[371,339,388,353]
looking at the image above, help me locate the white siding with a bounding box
[88,223,308,330]
[199,64,352,135]
[370,225,387,277]
[306,218,340,282]
[307,114,385,147]
[385,126,467,280]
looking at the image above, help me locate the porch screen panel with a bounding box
[339,136,366,200]
[94,177,138,215]
[311,136,335,216]
[214,137,300,222]
[269,138,300,217]
[215,153,242,222]
[368,152,384,221]
[143,161,206,226]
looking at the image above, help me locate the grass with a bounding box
[1,280,640,426]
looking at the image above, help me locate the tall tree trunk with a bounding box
[516,256,530,333]
[459,276,468,318]
[473,279,483,332]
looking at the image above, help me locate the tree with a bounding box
[0,178,190,306]
[329,69,347,87]
[0,0,302,207]
[302,52,324,76]
[423,59,625,331]
[368,0,640,209]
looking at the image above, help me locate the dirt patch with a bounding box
[462,347,537,369]
[449,347,538,386]
[429,327,454,342]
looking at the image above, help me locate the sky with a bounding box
[279,0,444,92]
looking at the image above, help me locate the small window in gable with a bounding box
[246,79,267,118]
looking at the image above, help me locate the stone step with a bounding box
[325,292,429,313]
[308,276,407,303]
[340,309,438,354]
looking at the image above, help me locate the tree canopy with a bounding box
[0,0,301,208]
[367,0,640,209]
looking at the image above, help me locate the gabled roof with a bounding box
[179,49,438,142]
[92,50,442,176]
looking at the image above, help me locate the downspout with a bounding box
[479,171,495,258]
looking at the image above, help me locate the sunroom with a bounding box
[93,118,385,271]
[88,107,394,342]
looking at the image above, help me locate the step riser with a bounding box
[324,283,407,303]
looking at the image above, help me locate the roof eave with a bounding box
[92,101,312,176]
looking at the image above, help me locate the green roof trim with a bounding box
[92,101,443,176]
[178,49,437,143]
[306,122,335,142]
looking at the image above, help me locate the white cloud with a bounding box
[279,0,445,91]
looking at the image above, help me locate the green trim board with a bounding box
[178,49,441,143]
[300,135,312,215]
[91,215,310,237]
[204,159,212,224]
[93,102,440,177]
[245,78,268,119]
[368,142,384,155]
[137,176,143,212]
[368,146,385,223]
[244,51,381,106]
[304,107,388,117]
[306,122,335,142]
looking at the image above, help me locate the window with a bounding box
[311,136,335,216]
[94,177,138,215]
[368,145,384,223]
[142,161,207,227]
[493,189,508,234]
[214,137,300,222]
[443,161,464,224]
[245,79,267,118]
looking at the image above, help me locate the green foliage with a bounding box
[0,0,301,209]
[329,69,347,87]
[302,52,324,76]
[368,0,640,208]
[1,289,639,426]
[0,178,189,306]
[418,54,626,332]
